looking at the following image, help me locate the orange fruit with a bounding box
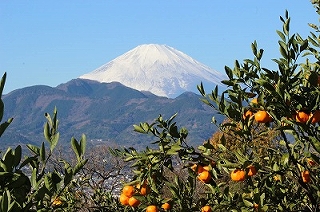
[230,169,246,181]
[52,197,63,206]
[254,110,272,123]
[128,196,140,207]
[198,170,211,183]
[119,193,130,205]
[122,185,135,197]
[191,164,204,173]
[137,182,149,196]
[247,165,257,176]
[253,203,259,209]
[201,205,212,212]
[310,110,320,124]
[273,175,281,181]
[243,110,254,120]
[296,111,310,123]
[161,202,171,210]
[301,170,311,183]
[146,205,158,212]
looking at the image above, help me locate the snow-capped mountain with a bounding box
[79,44,225,98]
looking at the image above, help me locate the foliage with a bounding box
[109,2,320,212]
[2,1,320,212]
[0,73,88,211]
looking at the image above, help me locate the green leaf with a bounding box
[19,156,37,169]
[50,132,59,152]
[283,17,290,35]
[279,45,288,58]
[0,73,7,98]
[0,118,13,138]
[167,144,182,155]
[300,39,308,52]
[31,168,37,188]
[62,160,73,185]
[225,66,233,79]
[243,199,253,207]
[80,134,86,156]
[2,148,14,172]
[133,124,147,133]
[0,100,4,123]
[197,82,205,96]
[251,41,257,56]
[43,122,51,143]
[26,144,40,155]
[73,159,88,174]
[281,153,289,166]
[40,142,46,162]
[276,30,286,42]
[13,145,22,168]
[71,137,81,161]
[1,190,9,212]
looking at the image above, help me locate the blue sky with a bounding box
[0,1,318,93]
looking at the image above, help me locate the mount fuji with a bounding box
[79,44,225,98]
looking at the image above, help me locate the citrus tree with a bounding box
[196,6,320,211]
[112,2,320,212]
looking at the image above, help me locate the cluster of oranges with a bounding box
[242,98,273,123]
[243,98,320,124]
[119,183,171,211]
[230,165,257,182]
[191,164,212,183]
[119,185,141,207]
[295,110,320,124]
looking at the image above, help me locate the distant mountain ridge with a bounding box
[80,44,225,98]
[1,79,223,149]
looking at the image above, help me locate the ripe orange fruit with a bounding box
[201,205,212,212]
[119,193,130,205]
[191,164,204,173]
[301,170,311,183]
[254,110,272,123]
[146,205,158,212]
[310,110,320,124]
[296,111,310,123]
[243,110,254,120]
[122,185,135,197]
[247,165,257,176]
[128,196,140,207]
[253,203,259,209]
[230,169,246,181]
[161,202,171,210]
[137,182,149,196]
[198,170,211,183]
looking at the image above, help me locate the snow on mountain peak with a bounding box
[79,44,226,98]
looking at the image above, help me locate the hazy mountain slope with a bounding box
[1,79,222,148]
[80,44,225,98]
